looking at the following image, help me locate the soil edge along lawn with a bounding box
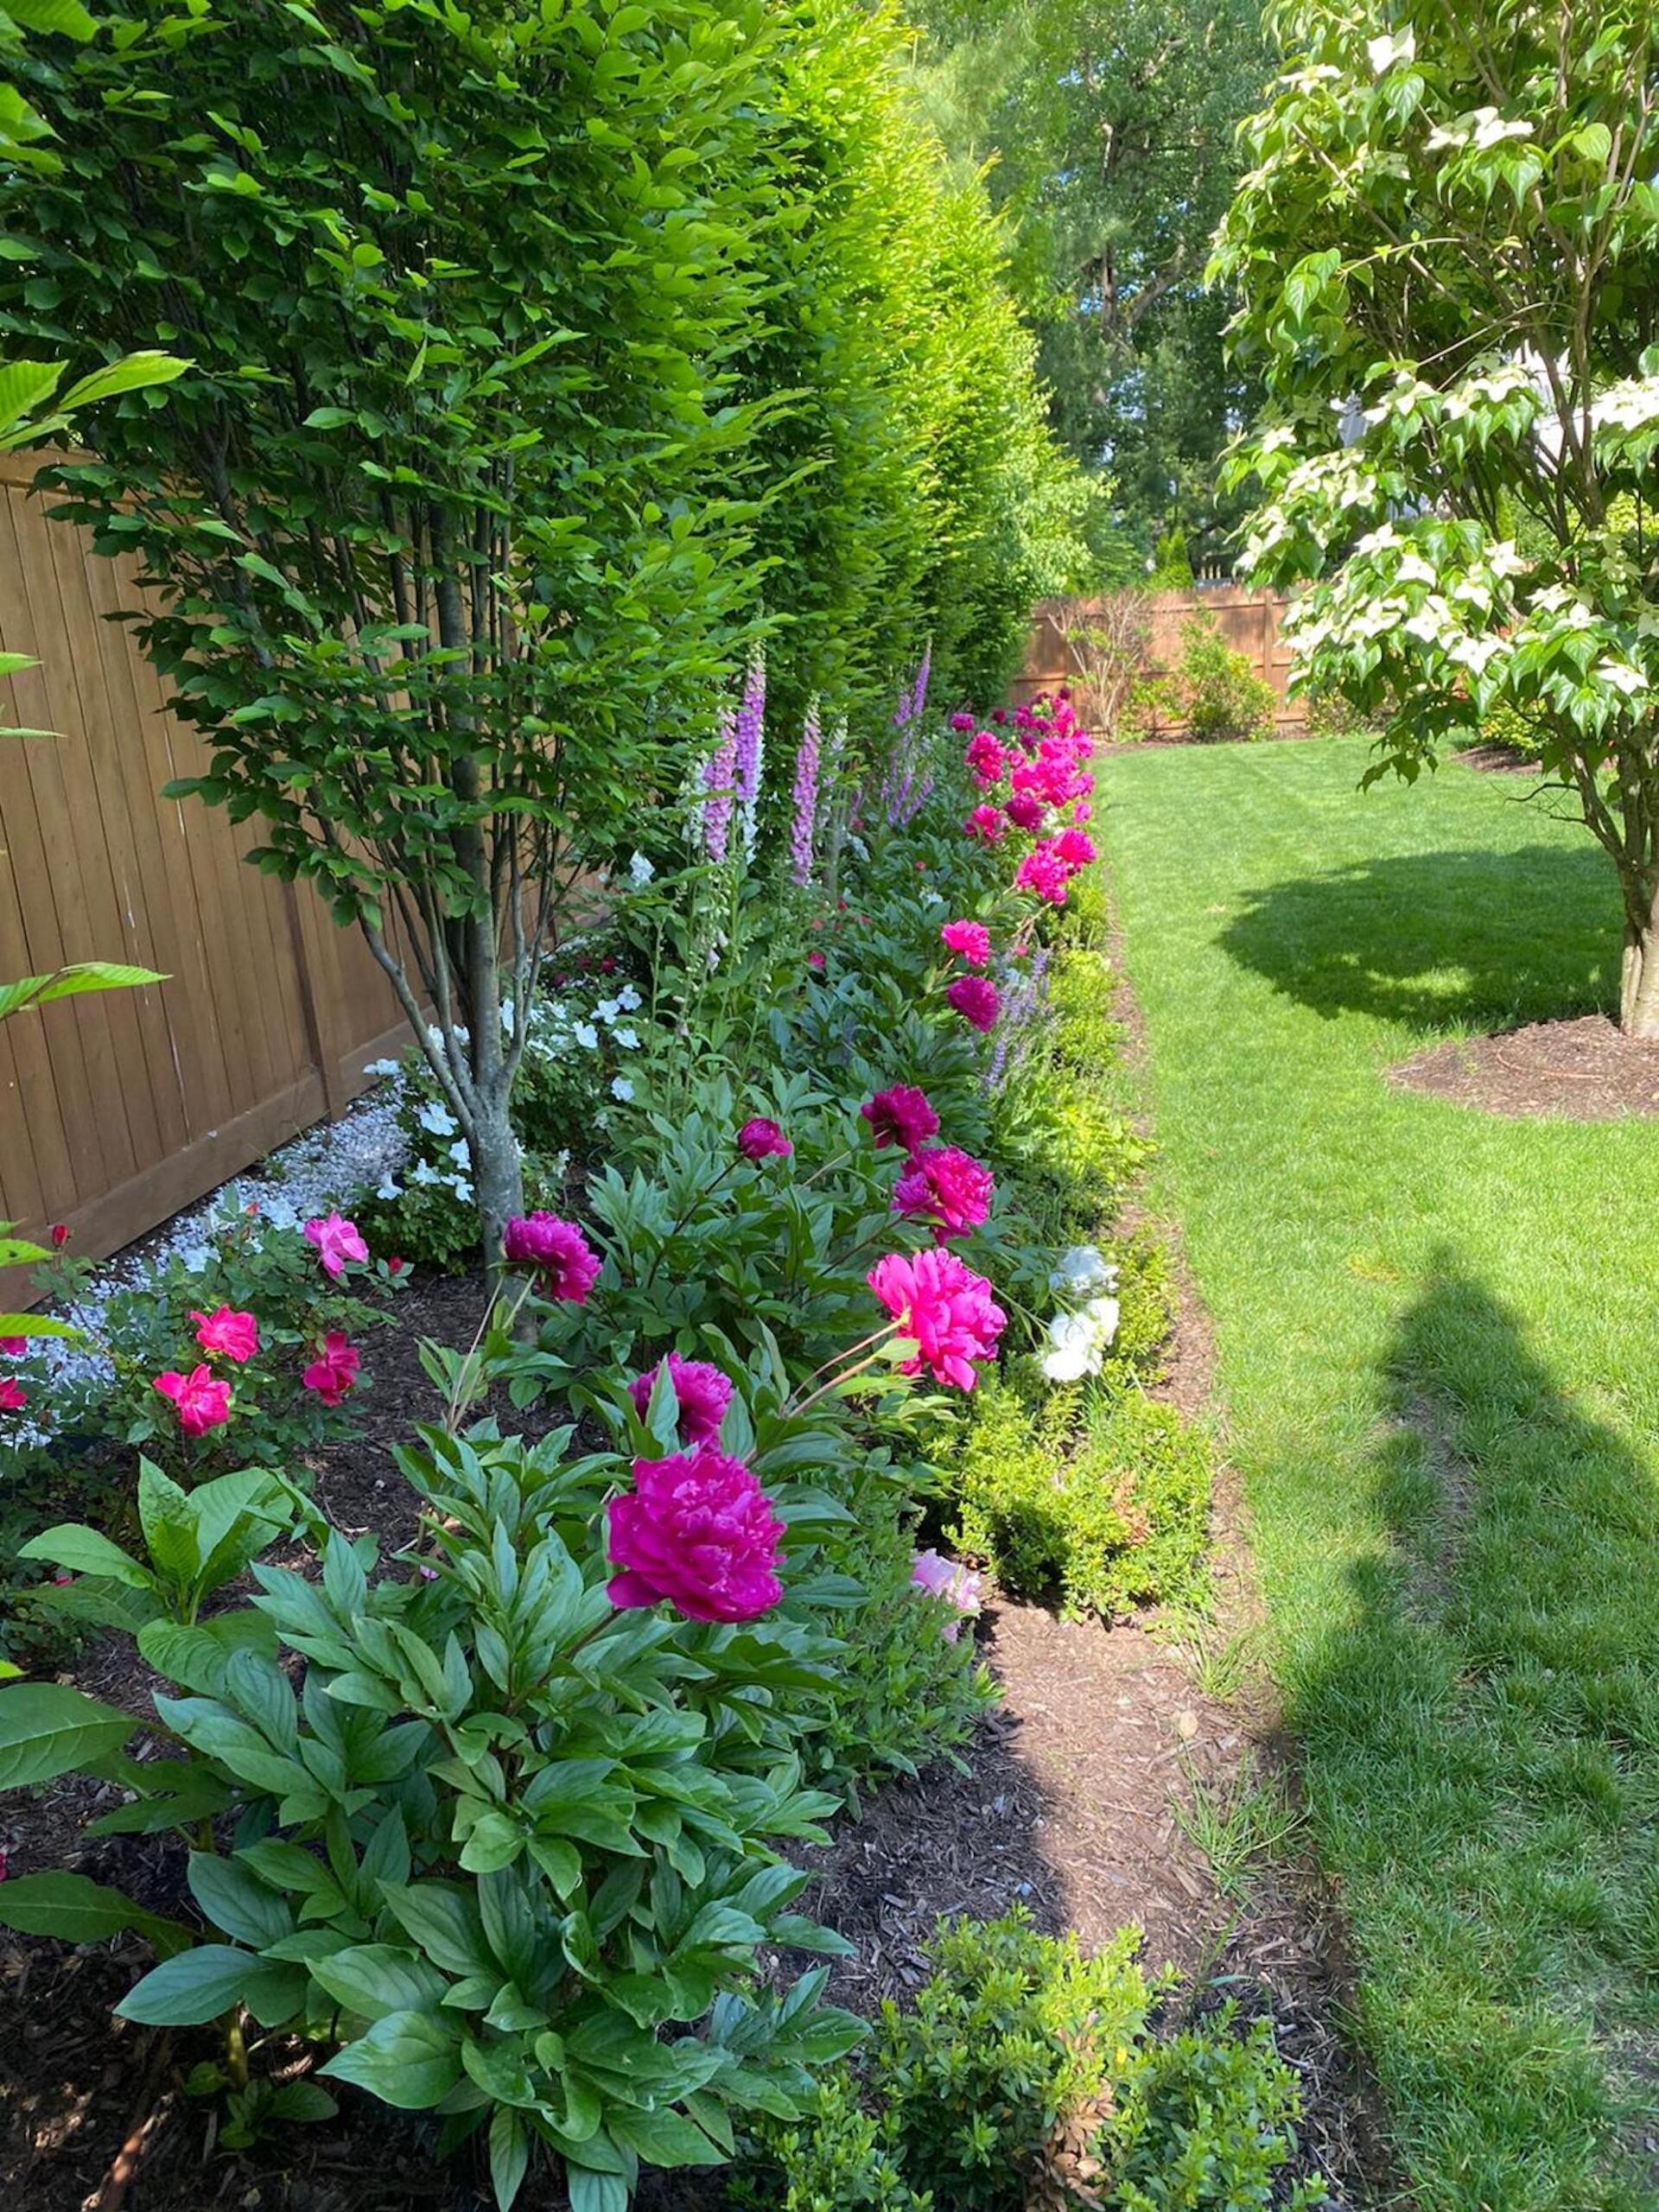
[1101,732,1659,2212]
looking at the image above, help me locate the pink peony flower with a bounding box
[501,1213,602,1304]
[949,710,977,733]
[1052,828,1097,871]
[911,1548,984,1641]
[1004,791,1044,832]
[153,1364,232,1437]
[1014,842,1071,906]
[0,1337,25,1357]
[861,1084,940,1155]
[868,1249,1007,1391]
[807,950,826,971]
[303,1211,368,1279]
[49,1224,69,1249]
[991,708,1008,726]
[736,1116,792,1161]
[964,804,1007,845]
[627,1352,734,1446]
[607,1446,785,1623]
[946,975,1001,1033]
[940,919,993,968]
[192,1306,259,1364]
[0,1378,26,1413]
[964,731,1008,788]
[302,1331,360,1407]
[892,1145,995,1241]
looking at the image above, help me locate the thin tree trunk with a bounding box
[471,1077,524,1271]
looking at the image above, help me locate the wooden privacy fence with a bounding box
[1013,586,1302,735]
[0,452,408,1284]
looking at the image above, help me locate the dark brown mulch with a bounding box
[1455,741,1537,776]
[1388,1012,1659,1120]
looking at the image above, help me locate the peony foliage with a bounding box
[1212,0,1659,1031]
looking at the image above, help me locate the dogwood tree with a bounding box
[1212,0,1659,1032]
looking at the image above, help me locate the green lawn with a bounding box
[1100,735,1659,2212]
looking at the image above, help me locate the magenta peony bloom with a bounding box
[736,1116,792,1161]
[946,975,1001,1033]
[1004,791,1044,832]
[868,1249,1007,1391]
[807,950,826,971]
[192,1306,259,1364]
[0,1337,25,1357]
[1052,828,1097,871]
[502,1213,602,1303]
[607,1446,785,1623]
[964,730,1008,789]
[302,1331,360,1407]
[964,804,1007,845]
[949,709,976,732]
[303,1211,368,1279]
[0,1378,26,1412]
[627,1352,734,1446]
[940,918,993,968]
[911,1548,984,1641]
[861,1084,940,1155]
[153,1364,232,1437]
[1014,842,1071,906]
[892,1145,995,1241]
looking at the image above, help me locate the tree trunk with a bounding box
[471,1080,524,1271]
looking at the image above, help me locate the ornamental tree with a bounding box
[0,0,779,1250]
[1212,0,1659,1032]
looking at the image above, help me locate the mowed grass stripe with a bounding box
[1100,734,1659,2212]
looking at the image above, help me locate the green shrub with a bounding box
[1176,613,1277,743]
[729,2070,928,2212]
[1109,2005,1325,2210]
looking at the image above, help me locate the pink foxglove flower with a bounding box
[788,696,822,887]
[911,1548,983,1641]
[501,1214,602,1303]
[946,975,1001,1033]
[302,1331,360,1407]
[964,804,1007,845]
[940,919,992,967]
[861,1084,939,1155]
[868,1249,1006,1390]
[892,1145,995,1241]
[0,1378,26,1413]
[192,1306,259,1363]
[627,1352,734,1447]
[607,1446,785,1623]
[702,711,738,866]
[736,1116,791,1160]
[303,1211,368,1279]
[153,1364,232,1437]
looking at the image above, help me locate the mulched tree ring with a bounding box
[1388,1014,1659,1119]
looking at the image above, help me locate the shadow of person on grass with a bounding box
[1217,843,1617,1036]
[1289,1255,1659,2205]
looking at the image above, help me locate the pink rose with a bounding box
[302,1331,360,1407]
[912,1548,984,1641]
[303,1211,368,1279]
[502,1214,602,1303]
[736,1116,791,1161]
[192,1306,259,1363]
[627,1352,734,1447]
[861,1084,939,1155]
[940,919,993,968]
[891,1145,995,1241]
[607,1446,785,1623]
[868,1249,1006,1392]
[153,1364,232,1437]
[946,975,1001,1033]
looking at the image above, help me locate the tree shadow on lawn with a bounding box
[1218,843,1618,1037]
[1289,1255,1659,2209]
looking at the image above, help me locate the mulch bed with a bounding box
[1388,1012,1659,1119]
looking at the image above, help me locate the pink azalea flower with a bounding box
[153,1364,232,1437]
[964,804,1007,845]
[0,1378,26,1413]
[627,1352,734,1447]
[303,1211,368,1279]
[892,1145,995,1241]
[736,1116,792,1161]
[911,1548,984,1641]
[607,1446,785,1624]
[861,1084,940,1155]
[946,975,1001,1033]
[940,919,993,968]
[1005,792,1044,832]
[868,1249,1006,1391]
[191,1306,259,1364]
[302,1331,360,1407]
[0,1337,26,1357]
[502,1214,602,1304]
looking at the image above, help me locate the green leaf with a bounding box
[58,352,189,410]
[188,1852,294,1948]
[0,1313,79,1339]
[117,1944,270,2025]
[0,963,164,1023]
[3,0,97,39]
[319,2008,465,2109]
[0,359,63,434]
[0,1871,193,1957]
[18,1523,152,1587]
[489,2105,531,2211]
[308,1942,448,2022]
[607,2106,724,2168]
[0,1681,132,1789]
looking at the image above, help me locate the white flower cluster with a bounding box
[1040,1245,1122,1384]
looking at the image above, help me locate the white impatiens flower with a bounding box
[594,997,620,1022]
[451,1179,474,1205]
[417,1099,458,1137]
[364,1058,402,1079]
[448,1138,472,1168]
[613,1027,639,1050]
[412,1160,441,1186]
[1048,1244,1120,1300]
[573,1021,599,1050]
[375,1176,401,1201]
[611,1077,635,1103]
[628,850,655,887]
[616,984,642,1013]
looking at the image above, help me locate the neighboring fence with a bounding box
[1012,587,1301,735]
[0,454,408,1287]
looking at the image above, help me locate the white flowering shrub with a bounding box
[1211,0,1659,1030]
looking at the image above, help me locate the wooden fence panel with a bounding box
[0,455,409,1289]
[1013,587,1302,735]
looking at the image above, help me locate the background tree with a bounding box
[1214,0,1659,1033]
[908,0,1269,567]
